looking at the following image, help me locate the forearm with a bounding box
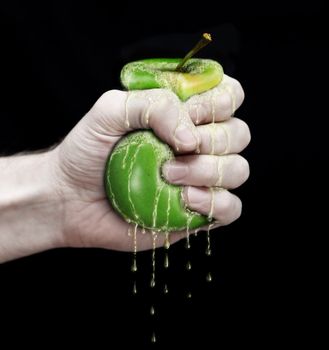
[0,150,64,263]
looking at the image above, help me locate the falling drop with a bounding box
[164,232,170,250]
[186,261,192,271]
[131,260,137,272]
[185,216,192,249]
[151,332,156,343]
[206,272,212,282]
[164,253,169,269]
[206,225,213,256]
[150,305,155,316]
[150,232,157,288]
[164,232,170,269]
[133,281,137,295]
[164,284,169,294]
[131,224,138,272]
[185,238,191,250]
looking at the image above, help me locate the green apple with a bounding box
[105,37,224,233]
[120,58,223,101]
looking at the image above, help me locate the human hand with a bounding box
[52,75,250,252]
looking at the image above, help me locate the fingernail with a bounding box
[174,125,197,150]
[163,162,189,183]
[184,187,209,207]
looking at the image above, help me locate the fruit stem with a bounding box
[175,33,212,72]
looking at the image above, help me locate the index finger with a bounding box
[185,75,245,125]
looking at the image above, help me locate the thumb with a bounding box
[90,89,199,153]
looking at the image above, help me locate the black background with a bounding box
[0,1,327,348]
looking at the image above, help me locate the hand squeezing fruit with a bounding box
[105,34,224,232]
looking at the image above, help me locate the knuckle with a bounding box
[231,78,245,105]
[236,81,245,104]
[94,89,126,117]
[98,89,125,106]
[217,191,233,217]
[240,120,251,147]
[217,193,242,225]
[234,118,251,150]
[235,197,243,220]
[218,92,232,115]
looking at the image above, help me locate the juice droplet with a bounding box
[131,260,137,273]
[144,96,153,127]
[151,332,156,343]
[185,215,193,249]
[122,143,131,169]
[150,232,157,288]
[131,223,138,272]
[222,81,237,117]
[150,305,155,316]
[186,261,192,271]
[127,145,143,220]
[206,272,212,282]
[209,123,216,155]
[164,232,170,268]
[164,284,169,294]
[164,232,170,250]
[164,253,169,269]
[206,225,213,256]
[185,239,191,250]
[124,91,131,128]
[208,189,215,221]
[152,183,165,228]
[133,281,137,295]
[195,100,200,125]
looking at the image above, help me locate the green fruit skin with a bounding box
[105,131,208,232]
[120,58,223,101]
[105,58,224,232]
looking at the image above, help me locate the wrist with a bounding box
[0,149,65,262]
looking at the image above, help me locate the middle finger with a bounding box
[162,154,250,189]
